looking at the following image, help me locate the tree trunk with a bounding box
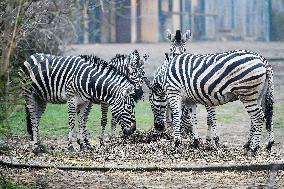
[83,0,89,44]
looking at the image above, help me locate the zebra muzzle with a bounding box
[154,121,165,131]
[123,122,136,136]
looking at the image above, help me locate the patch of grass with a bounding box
[2,92,284,139]
[3,100,154,138]
[0,178,30,189]
[196,99,284,129]
[274,103,284,128]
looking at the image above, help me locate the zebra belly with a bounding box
[29,83,68,104]
[184,90,237,106]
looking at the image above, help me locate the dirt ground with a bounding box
[1,133,284,188]
[2,167,284,188]
[1,42,284,188]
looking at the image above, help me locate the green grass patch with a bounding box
[3,100,154,138]
[2,93,284,138]
[0,178,30,189]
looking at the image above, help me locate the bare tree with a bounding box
[0,0,77,133]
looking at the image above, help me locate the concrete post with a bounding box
[131,0,137,43]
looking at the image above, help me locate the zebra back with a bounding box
[165,50,270,106]
[19,53,86,103]
[81,50,147,102]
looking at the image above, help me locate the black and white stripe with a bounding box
[19,53,139,151]
[151,50,275,154]
[65,56,139,149]
[81,51,148,141]
[19,54,86,151]
[166,29,219,146]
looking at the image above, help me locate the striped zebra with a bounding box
[65,55,139,150]
[144,29,200,147]
[147,53,199,147]
[19,51,140,152]
[166,29,219,146]
[81,53,148,142]
[151,50,275,155]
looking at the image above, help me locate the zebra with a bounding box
[19,51,140,152]
[143,29,200,147]
[81,53,149,142]
[166,29,219,146]
[151,50,275,155]
[65,55,140,150]
[147,53,199,147]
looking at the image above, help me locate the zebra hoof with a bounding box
[193,138,200,149]
[246,146,259,157]
[99,137,105,146]
[243,142,250,149]
[266,141,275,152]
[67,145,75,152]
[84,142,94,151]
[174,139,181,147]
[213,136,220,147]
[154,121,165,132]
[32,144,47,154]
[84,139,93,148]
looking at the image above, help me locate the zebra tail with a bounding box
[26,106,33,140]
[264,65,274,132]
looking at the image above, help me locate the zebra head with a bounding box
[112,84,137,136]
[126,50,148,100]
[166,29,191,58]
[149,83,167,131]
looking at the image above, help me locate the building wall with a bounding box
[140,0,159,42]
[76,0,276,43]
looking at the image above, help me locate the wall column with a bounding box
[131,0,137,43]
[140,0,159,42]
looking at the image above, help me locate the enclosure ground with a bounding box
[1,166,284,188]
[1,132,284,188]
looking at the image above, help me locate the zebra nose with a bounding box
[123,122,136,136]
[154,121,165,131]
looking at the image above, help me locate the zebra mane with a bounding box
[80,54,108,67]
[80,54,143,100]
[175,30,182,42]
[80,55,130,78]
[110,54,128,63]
[80,54,120,70]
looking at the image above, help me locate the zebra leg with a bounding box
[25,95,47,153]
[205,105,219,147]
[168,95,182,147]
[188,104,199,148]
[181,103,199,148]
[166,105,173,130]
[243,101,265,155]
[100,102,109,144]
[243,121,254,149]
[77,102,92,151]
[67,97,77,151]
[110,117,117,138]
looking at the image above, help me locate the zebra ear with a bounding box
[129,49,140,66]
[182,30,191,42]
[142,54,149,64]
[166,29,174,42]
[165,53,169,62]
